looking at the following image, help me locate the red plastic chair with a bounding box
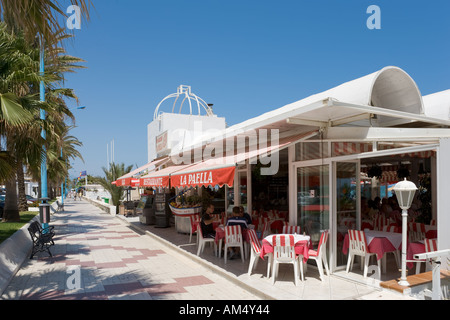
[282,225,301,235]
[382,225,400,233]
[408,222,426,243]
[307,230,330,281]
[373,215,388,231]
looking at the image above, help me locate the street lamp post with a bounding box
[39,37,51,231]
[393,178,418,287]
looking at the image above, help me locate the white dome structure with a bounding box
[153,85,214,121]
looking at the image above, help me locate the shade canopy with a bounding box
[139,164,193,188]
[114,157,169,186]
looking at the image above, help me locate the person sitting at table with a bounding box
[239,205,252,225]
[227,206,248,230]
[367,199,379,219]
[200,203,217,239]
[225,206,248,259]
[380,197,392,216]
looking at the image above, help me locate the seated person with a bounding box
[226,206,248,229]
[200,204,216,239]
[225,206,248,259]
[240,206,252,225]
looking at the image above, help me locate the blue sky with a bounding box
[62,0,450,178]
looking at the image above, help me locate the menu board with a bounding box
[155,193,166,212]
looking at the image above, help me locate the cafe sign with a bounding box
[171,166,236,188]
[156,131,169,155]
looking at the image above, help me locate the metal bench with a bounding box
[27,221,55,259]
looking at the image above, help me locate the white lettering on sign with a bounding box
[179,171,213,186]
[143,177,163,186]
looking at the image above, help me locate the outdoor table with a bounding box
[405,239,437,270]
[342,230,402,273]
[260,234,311,263]
[407,241,425,270]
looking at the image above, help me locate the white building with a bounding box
[147,85,227,162]
[144,66,450,278]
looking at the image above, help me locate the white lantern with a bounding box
[393,178,418,210]
[393,178,418,287]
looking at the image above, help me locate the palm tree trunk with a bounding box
[3,175,20,222]
[16,160,28,212]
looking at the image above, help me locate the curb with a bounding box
[114,214,276,300]
[0,216,39,297]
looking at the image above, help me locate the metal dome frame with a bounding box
[153,85,214,121]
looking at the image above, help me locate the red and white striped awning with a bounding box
[113,157,169,187]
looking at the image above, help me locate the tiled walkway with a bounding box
[1,199,416,300]
[1,199,259,300]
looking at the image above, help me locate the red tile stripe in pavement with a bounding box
[20,276,214,300]
[39,245,166,269]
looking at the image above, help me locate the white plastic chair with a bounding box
[189,214,201,243]
[346,230,381,279]
[282,225,301,234]
[247,229,272,277]
[307,230,330,281]
[271,234,303,286]
[196,224,217,257]
[223,225,245,263]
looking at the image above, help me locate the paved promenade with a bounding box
[1,199,416,301]
[1,199,259,300]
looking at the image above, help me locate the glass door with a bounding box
[297,165,330,249]
[334,161,360,269]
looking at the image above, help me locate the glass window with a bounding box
[295,142,328,161]
[297,165,329,248]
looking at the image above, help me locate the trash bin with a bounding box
[39,203,51,224]
[104,198,110,204]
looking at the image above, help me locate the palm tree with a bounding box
[94,163,134,214]
[0,0,93,46]
[0,24,45,221]
[0,23,84,221]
